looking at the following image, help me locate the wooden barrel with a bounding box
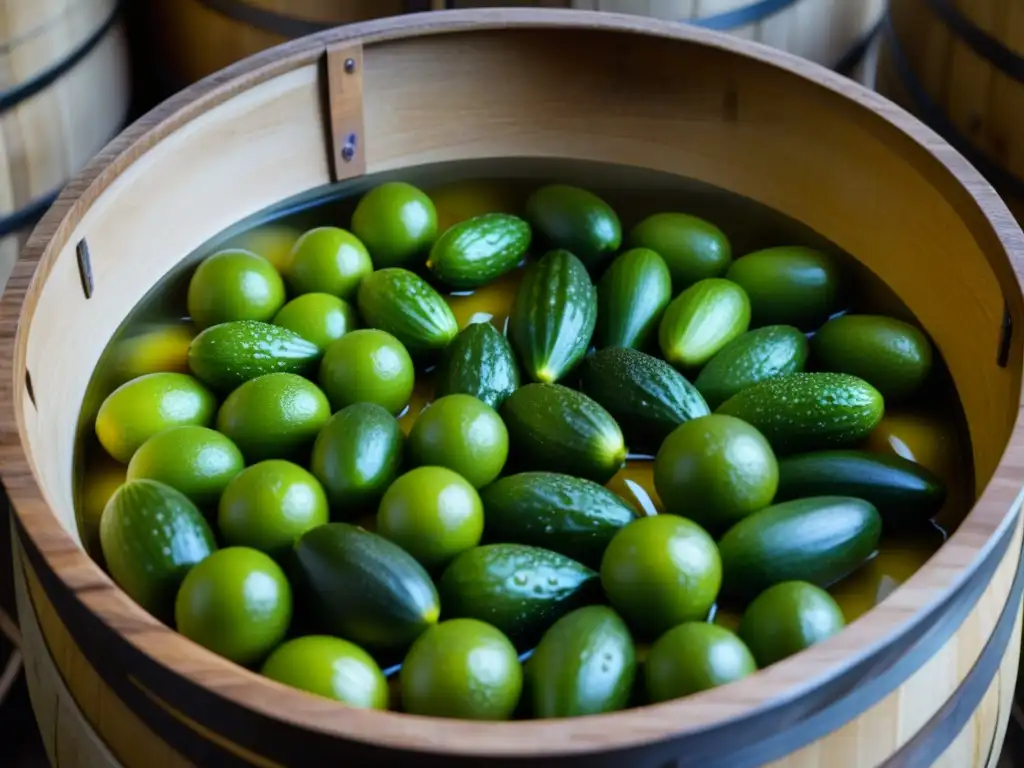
[4,9,1024,767]
[875,0,1024,223]
[137,0,883,98]
[0,0,132,286]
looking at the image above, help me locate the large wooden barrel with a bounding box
[137,0,883,98]
[3,9,1024,767]
[875,0,1024,223]
[0,0,132,286]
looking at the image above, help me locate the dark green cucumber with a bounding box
[294,522,440,652]
[595,248,672,350]
[480,472,638,568]
[526,605,636,717]
[501,383,627,484]
[717,372,884,454]
[438,543,598,645]
[509,250,597,384]
[426,213,531,289]
[579,347,709,452]
[694,325,808,410]
[435,322,520,409]
[99,480,217,619]
[776,449,946,528]
[525,184,621,271]
[719,496,882,600]
[187,320,320,391]
[356,267,458,356]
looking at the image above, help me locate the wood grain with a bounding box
[2,7,1024,764]
[325,43,366,182]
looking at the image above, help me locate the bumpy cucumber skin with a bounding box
[595,248,672,350]
[718,496,882,600]
[435,322,520,409]
[356,268,458,356]
[100,479,216,619]
[525,184,622,271]
[509,250,597,384]
[526,605,636,717]
[480,472,638,568]
[716,372,884,454]
[694,325,809,410]
[427,213,531,289]
[294,523,440,652]
[775,449,946,528]
[579,347,709,452]
[187,320,320,391]
[500,383,627,484]
[438,543,598,646]
[658,278,751,369]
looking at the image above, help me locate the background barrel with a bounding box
[876,0,1024,222]
[129,0,883,106]
[0,0,132,286]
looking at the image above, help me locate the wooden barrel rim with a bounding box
[883,4,1024,199]
[196,0,879,72]
[3,8,1024,761]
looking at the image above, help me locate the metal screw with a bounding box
[341,132,358,162]
[344,58,356,74]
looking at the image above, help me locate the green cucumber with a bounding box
[659,278,750,369]
[187,320,320,392]
[525,605,636,717]
[719,496,882,600]
[501,383,627,484]
[480,472,638,568]
[426,213,531,289]
[435,322,520,409]
[694,325,809,410]
[438,543,598,645]
[356,268,458,356]
[100,480,216,619]
[579,347,710,452]
[294,522,440,652]
[509,250,597,384]
[775,449,946,528]
[811,314,933,401]
[717,372,884,454]
[525,184,621,270]
[595,248,672,350]
[629,212,732,291]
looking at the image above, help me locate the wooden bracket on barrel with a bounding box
[324,43,366,183]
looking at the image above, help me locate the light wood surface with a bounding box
[0,0,131,288]
[877,0,1024,219]
[3,7,1024,765]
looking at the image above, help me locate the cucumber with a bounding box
[187,320,320,392]
[811,314,934,401]
[579,347,710,452]
[294,523,440,652]
[694,325,809,410]
[426,213,531,289]
[525,184,621,270]
[717,372,884,454]
[725,246,843,330]
[775,449,947,528]
[718,496,882,600]
[435,322,520,409]
[438,543,598,645]
[356,268,458,357]
[480,472,638,568]
[525,605,636,717]
[501,383,627,484]
[595,248,672,350]
[99,480,216,619]
[629,212,732,291]
[659,278,750,369]
[509,250,597,384]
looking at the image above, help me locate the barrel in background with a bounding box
[0,0,132,285]
[876,0,1024,222]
